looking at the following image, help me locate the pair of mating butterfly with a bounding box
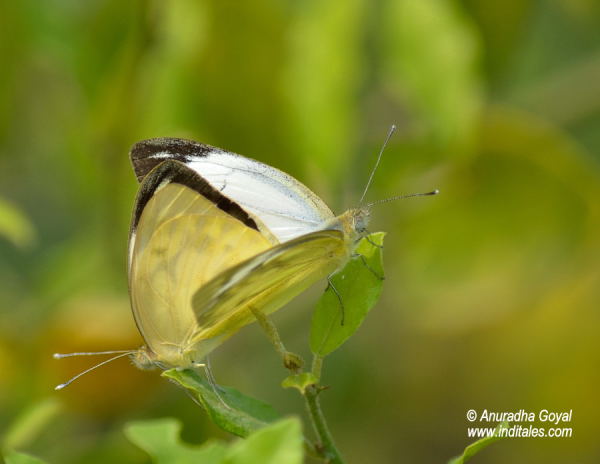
[54,128,437,389]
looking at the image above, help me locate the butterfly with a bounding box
[127,137,372,370]
[54,130,437,388]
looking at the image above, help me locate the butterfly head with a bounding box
[350,207,371,236]
[333,207,371,243]
[130,345,188,370]
[131,343,214,370]
[131,346,160,370]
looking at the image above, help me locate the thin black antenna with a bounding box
[359,124,397,205]
[54,351,134,390]
[366,189,439,208]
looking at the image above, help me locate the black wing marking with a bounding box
[131,159,259,234]
[130,137,217,182]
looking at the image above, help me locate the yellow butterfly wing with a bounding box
[191,229,350,342]
[129,160,275,368]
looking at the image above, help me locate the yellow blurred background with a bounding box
[1,1,599,462]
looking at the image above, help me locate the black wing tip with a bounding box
[130,137,213,160]
[129,137,217,182]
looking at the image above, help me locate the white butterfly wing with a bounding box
[130,138,335,242]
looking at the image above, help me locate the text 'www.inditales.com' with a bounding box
[465,409,573,438]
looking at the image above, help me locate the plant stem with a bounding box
[311,354,323,380]
[304,385,345,464]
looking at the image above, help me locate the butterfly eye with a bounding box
[348,208,370,236]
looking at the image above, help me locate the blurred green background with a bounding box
[1,0,599,462]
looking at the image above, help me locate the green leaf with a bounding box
[124,418,226,464]
[224,418,303,464]
[163,369,280,437]
[126,418,303,464]
[310,232,385,357]
[3,450,47,464]
[448,421,509,464]
[0,197,36,248]
[281,373,318,394]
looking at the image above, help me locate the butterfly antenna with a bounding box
[366,189,439,208]
[54,351,134,390]
[359,124,397,205]
[53,350,133,359]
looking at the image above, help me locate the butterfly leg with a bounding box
[200,359,231,409]
[249,306,304,373]
[327,275,346,326]
[202,356,227,393]
[352,253,385,280]
[360,233,384,249]
[182,364,230,410]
